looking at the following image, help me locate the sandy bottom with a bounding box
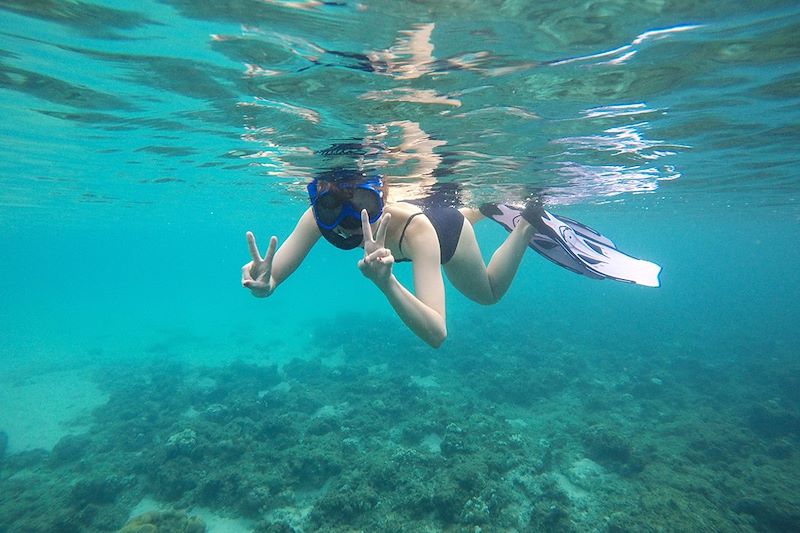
[0,369,108,453]
[129,497,255,533]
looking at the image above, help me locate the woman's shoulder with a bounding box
[385,201,424,224]
[387,202,438,252]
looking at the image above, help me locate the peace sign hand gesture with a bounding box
[241,231,277,297]
[357,209,394,288]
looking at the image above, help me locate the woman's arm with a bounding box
[359,211,447,348]
[242,207,320,297]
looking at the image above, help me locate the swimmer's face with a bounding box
[310,179,383,232]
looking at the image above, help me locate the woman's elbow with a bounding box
[427,326,447,349]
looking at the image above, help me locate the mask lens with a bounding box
[352,187,382,221]
[314,192,344,226]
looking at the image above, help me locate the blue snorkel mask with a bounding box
[307,175,384,249]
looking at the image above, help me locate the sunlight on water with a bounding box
[1,0,798,213]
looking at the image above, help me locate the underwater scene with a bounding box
[1,0,799,531]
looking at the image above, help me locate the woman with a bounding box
[241,171,538,348]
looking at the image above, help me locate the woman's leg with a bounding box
[444,218,535,305]
[459,207,484,225]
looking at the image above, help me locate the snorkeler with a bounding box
[241,170,661,348]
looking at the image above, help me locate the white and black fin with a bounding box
[480,203,661,287]
[480,204,604,278]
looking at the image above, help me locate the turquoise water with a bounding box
[1,0,799,531]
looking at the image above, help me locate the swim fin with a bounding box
[480,203,662,287]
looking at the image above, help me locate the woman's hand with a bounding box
[241,231,277,297]
[358,209,394,288]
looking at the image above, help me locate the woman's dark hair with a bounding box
[313,168,388,202]
[315,167,366,183]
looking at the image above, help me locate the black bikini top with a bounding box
[395,212,425,262]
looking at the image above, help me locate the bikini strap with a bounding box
[398,212,424,257]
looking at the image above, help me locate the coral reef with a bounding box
[0,313,798,532]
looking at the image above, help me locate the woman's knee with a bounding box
[470,290,500,306]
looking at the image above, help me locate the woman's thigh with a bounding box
[443,221,495,304]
